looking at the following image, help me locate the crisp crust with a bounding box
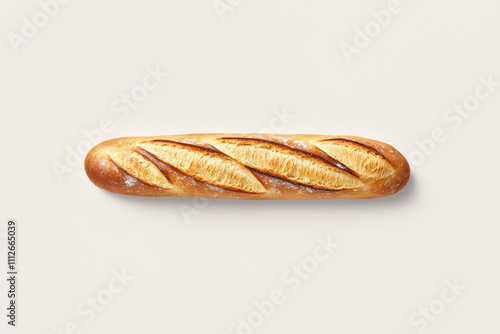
[84,134,410,199]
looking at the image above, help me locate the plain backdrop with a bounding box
[1,0,499,333]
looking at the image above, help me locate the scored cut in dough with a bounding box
[108,149,172,189]
[207,138,364,190]
[315,139,395,179]
[139,140,266,193]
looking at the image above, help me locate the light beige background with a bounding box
[1,0,499,333]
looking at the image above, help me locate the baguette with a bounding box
[84,134,410,199]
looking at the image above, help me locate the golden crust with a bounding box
[108,149,172,189]
[84,134,410,199]
[206,137,363,190]
[315,138,395,179]
[138,140,265,194]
